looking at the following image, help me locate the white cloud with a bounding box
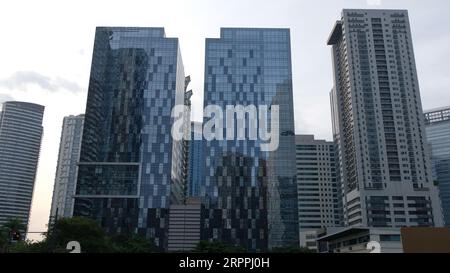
[0,71,83,93]
[367,0,382,6]
[0,93,14,103]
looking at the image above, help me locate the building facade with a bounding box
[317,227,404,253]
[328,9,443,227]
[73,27,189,250]
[424,107,450,226]
[295,135,341,234]
[317,227,450,253]
[0,101,44,231]
[187,121,204,197]
[201,28,299,251]
[167,197,201,252]
[49,114,84,225]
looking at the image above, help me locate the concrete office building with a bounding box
[317,227,404,253]
[167,197,201,252]
[295,135,342,247]
[328,9,443,227]
[424,107,450,226]
[0,101,44,231]
[73,27,190,250]
[49,114,84,225]
[317,227,450,253]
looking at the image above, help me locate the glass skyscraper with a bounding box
[425,107,450,226]
[73,27,189,250]
[0,101,44,231]
[201,28,299,251]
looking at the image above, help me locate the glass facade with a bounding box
[201,28,299,251]
[187,121,204,197]
[73,27,188,249]
[425,107,450,226]
[0,101,44,231]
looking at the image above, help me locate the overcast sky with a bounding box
[1,0,449,240]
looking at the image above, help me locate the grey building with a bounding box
[424,107,450,226]
[328,9,443,227]
[167,197,201,252]
[317,227,404,253]
[201,28,299,251]
[73,27,189,250]
[0,101,44,231]
[49,114,84,225]
[295,135,341,232]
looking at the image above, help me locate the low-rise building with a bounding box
[317,227,450,253]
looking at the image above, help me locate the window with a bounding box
[379,235,401,242]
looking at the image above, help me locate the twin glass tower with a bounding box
[73,27,298,251]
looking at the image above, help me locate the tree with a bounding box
[45,217,112,253]
[0,228,9,253]
[270,246,316,253]
[194,240,247,253]
[3,218,25,233]
[0,218,26,253]
[110,234,156,253]
[2,216,157,253]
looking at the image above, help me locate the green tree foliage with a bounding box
[0,218,26,253]
[270,246,316,253]
[110,234,156,253]
[1,217,156,253]
[45,217,111,252]
[194,240,248,253]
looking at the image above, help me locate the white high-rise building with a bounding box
[296,135,343,250]
[49,114,84,224]
[296,135,342,230]
[328,9,443,227]
[0,101,45,231]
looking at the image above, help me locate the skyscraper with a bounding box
[49,114,84,225]
[328,9,443,227]
[295,135,341,231]
[424,107,450,226]
[201,28,299,251]
[187,121,204,197]
[73,27,189,250]
[0,101,44,231]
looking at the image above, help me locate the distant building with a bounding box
[187,121,203,197]
[0,101,44,231]
[317,227,404,253]
[299,229,324,252]
[295,135,342,248]
[167,197,201,252]
[317,227,450,253]
[328,9,443,227]
[49,114,84,225]
[424,107,450,226]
